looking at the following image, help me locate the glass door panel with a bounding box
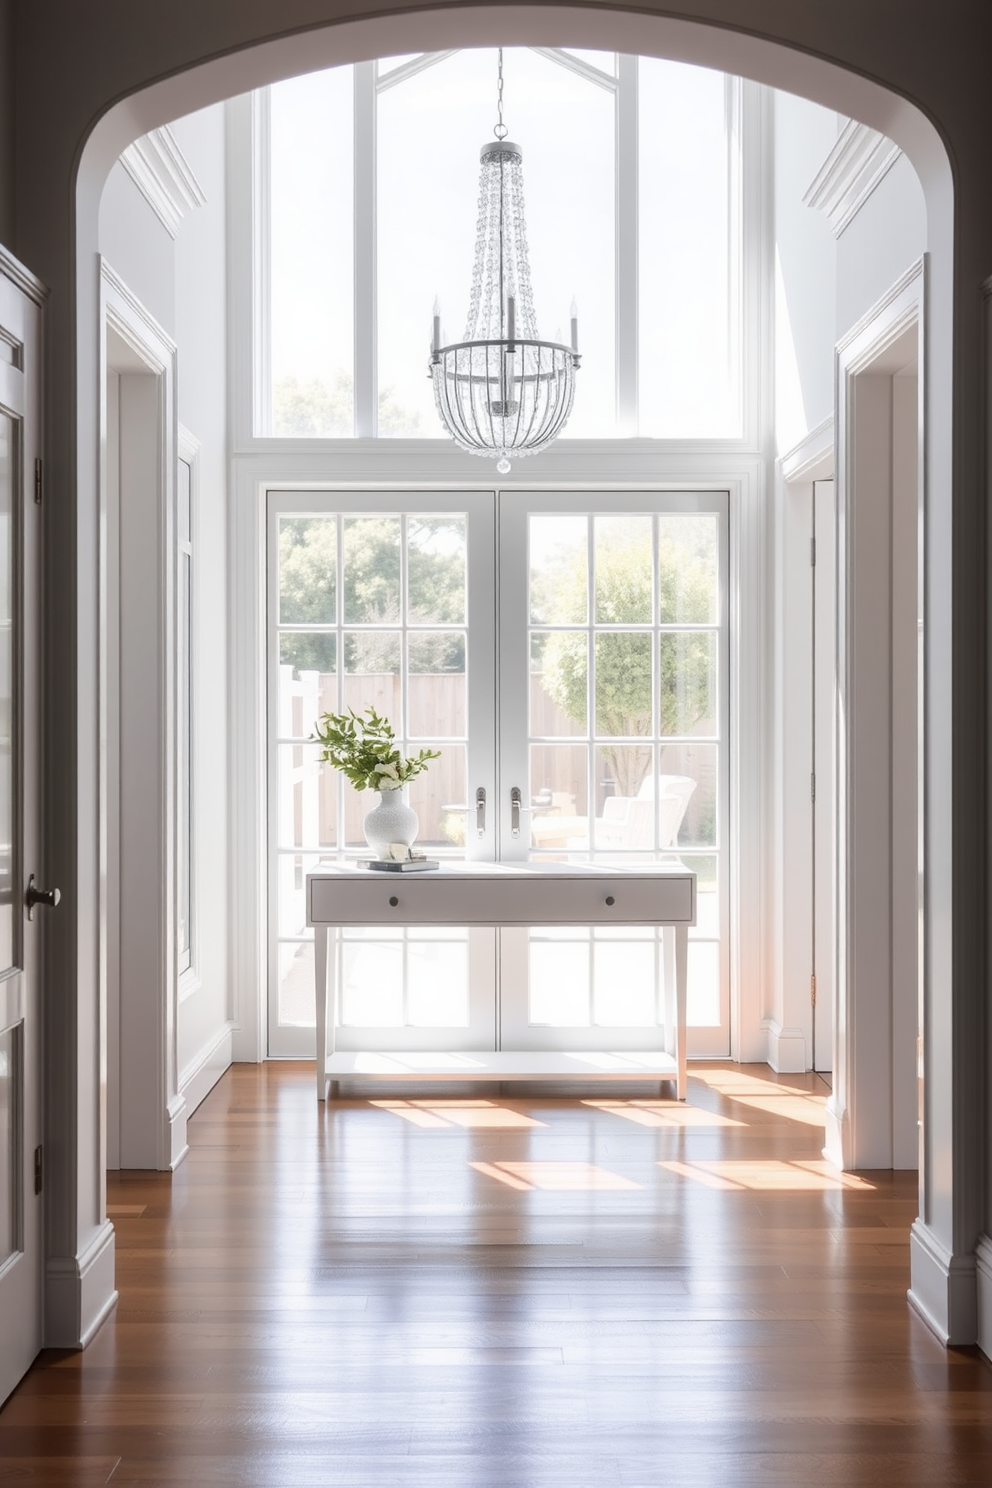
[267,491,496,1055]
[498,491,730,1055]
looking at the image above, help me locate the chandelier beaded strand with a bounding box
[430,48,580,473]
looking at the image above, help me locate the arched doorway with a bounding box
[49,4,969,1352]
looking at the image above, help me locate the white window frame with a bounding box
[224,56,772,1069]
[238,52,762,449]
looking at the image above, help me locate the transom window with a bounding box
[260,49,744,441]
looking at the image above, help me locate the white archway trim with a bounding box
[60,5,960,1350]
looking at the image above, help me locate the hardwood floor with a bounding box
[2,1061,991,1485]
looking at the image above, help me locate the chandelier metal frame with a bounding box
[430,51,580,473]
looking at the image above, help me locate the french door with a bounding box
[0,266,44,1406]
[498,491,729,1055]
[267,491,496,1056]
[267,487,730,1058]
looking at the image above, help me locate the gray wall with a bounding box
[0,0,13,244]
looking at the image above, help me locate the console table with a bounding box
[307,861,696,1102]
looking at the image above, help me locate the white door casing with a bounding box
[812,477,836,1072]
[101,262,186,1172]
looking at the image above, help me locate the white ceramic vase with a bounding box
[363,785,419,859]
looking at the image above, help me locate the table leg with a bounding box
[315,925,328,1102]
[675,923,688,1101]
[661,926,677,1064]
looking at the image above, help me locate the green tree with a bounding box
[539,528,714,797]
[273,373,422,437]
[277,514,465,675]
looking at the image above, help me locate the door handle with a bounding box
[511,785,522,837]
[26,874,61,921]
[475,786,486,838]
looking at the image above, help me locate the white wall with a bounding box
[99,104,232,1138]
[836,151,926,336]
[770,102,928,1091]
[98,165,176,334]
[773,91,838,455]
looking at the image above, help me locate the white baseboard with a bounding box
[764,1018,806,1073]
[166,1093,188,1171]
[45,1220,118,1349]
[908,1218,978,1345]
[823,1095,847,1169]
[179,1019,234,1118]
[976,1234,992,1360]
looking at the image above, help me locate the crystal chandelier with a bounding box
[430,49,580,474]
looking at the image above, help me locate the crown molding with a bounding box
[120,126,206,239]
[778,415,834,484]
[0,242,47,303]
[803,118,901,238]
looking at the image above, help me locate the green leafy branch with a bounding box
[311,706,440,791]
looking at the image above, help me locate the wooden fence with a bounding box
[281,668,716,848]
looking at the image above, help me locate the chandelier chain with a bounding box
[494,47,508,140]
[430,44,579,471]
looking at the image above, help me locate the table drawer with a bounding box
[308,873,694,926]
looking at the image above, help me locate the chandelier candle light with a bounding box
[430,49,580,473]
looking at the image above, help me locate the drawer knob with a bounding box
[388,895,399,907]
[605,895,615,906]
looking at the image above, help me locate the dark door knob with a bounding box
[605,895,615,906]
[26,874,61,921]
[388,895,399,907]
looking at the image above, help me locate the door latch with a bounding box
[26,874,61,921]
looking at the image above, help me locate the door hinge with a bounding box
[810,536,816,566]
[811,772,816,804]
[810,974,817,1009]
[34,1145,43,1195]
[34,457,43,505]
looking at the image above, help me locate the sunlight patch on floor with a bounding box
[659,1158,875,1191]
[371,1099,547,1129]
[690,1069,828,1127]
[471,1161,643,1191]
[693,1068,826,1099]
[581,1099,744,1128]
[724,1093,827,1127]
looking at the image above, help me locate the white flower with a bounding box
[374,761,399,782]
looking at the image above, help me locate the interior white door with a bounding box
[497,490,731,1056]
[812,478,835,1072]
[0,265,45,1406]
[267,490,497,1055]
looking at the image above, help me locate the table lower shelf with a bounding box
[320,1048,683,1099]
